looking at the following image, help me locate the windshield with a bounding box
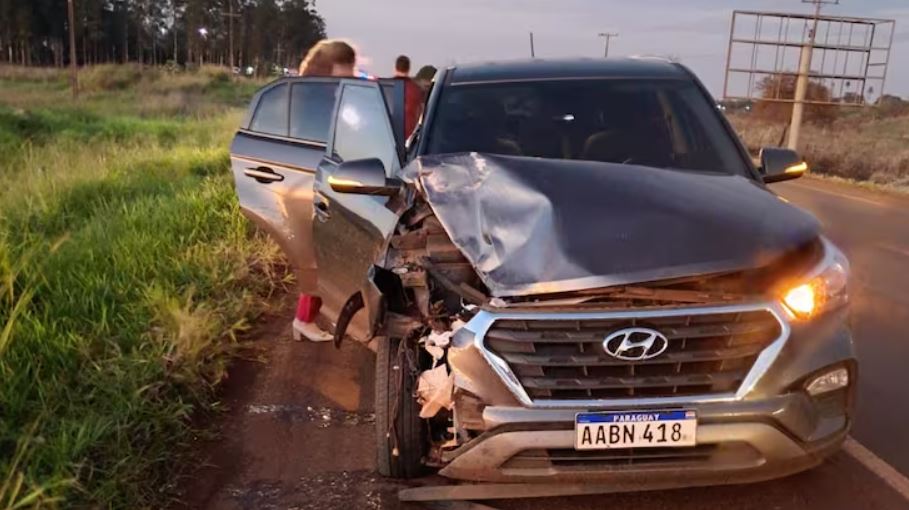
[426,79,750,176]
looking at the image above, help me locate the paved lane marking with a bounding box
[878,244,909,259]
[844,437,909,501]
[787,181,889,208]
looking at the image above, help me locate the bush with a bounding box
[80,64,152,92]
[199,64,231,82]
[0,65,68,84]
[753,74,838,124]
[729,110,909,187]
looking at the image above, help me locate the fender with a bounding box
[332,267,390,345]
[333,292,364,348]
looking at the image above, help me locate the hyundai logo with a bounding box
[603,327,669,361]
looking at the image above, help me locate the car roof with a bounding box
[447,57,690,85]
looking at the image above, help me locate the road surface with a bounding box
[176,177,909,510]
[776,177,909,477]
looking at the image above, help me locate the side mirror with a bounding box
[328,158,403,196]
[759,147,808,183]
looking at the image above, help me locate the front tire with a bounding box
[375,336,426,478]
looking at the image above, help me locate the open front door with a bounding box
[312,79,405,339]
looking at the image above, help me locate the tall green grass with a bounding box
[0,67,287,507]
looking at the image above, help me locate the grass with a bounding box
[0,65,287,507]
[0,64,264,118]
[729,109,909,188]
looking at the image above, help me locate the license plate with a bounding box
[575,410,697,450]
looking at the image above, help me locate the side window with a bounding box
[332,84,398,173]
[666,85,740,172]
[290,82,337,143]
[250,83,288,136]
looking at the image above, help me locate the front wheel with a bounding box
[375,336,426,478]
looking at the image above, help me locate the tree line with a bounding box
[0,0,326,74]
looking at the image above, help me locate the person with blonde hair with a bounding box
[292,39,357,343]
[299,39,356,77]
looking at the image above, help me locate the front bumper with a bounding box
[441,396,848,483]
[443,302,855,485]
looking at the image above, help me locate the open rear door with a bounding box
[230,77,340,295]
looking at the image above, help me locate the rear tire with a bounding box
[375,336,426,478]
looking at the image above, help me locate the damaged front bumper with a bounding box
[440,301,855,485]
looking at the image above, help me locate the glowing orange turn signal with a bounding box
[783,283,816,317]
[784,161,809,174]
[327,175,363,187]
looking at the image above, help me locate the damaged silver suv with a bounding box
[230,58,855,491]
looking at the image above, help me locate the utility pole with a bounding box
[529,32,535,58]
[172,0,179,64]
[598,32,619,58]
[122,0,129,63]
[221,0,240,72]
[789,0,838,150]
[67,0,78,97]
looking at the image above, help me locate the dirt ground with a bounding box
[173,295,414,510]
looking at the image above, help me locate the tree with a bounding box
[753,73,837,124]
[0,0,326,72]
[278,0,325,65]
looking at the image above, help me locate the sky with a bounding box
[317,0,909,99]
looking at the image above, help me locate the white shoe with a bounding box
[292,319,334,342]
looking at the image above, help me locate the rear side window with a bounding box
[290,82,337,143]
[249,83,288,136]
[332,85,398,173]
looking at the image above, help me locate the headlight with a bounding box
[780,239,849,319]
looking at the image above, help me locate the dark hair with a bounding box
[395,55,411,73]
[415,65,437,83]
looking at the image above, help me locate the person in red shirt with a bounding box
[393,55,425,139]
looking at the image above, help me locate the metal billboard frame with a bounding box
[723,9,896,107]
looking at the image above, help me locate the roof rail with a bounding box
[629,54,677,63]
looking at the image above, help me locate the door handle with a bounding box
[244,166,284,183]
[314,194,331,221]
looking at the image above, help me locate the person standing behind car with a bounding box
[392,55,425,139]
[292,39,358,343]
[414,65,437,91]
[299,39,356,77]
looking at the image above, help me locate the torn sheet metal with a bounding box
[403,152,820,297]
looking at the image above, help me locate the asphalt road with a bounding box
[775,177,909,478]
[177,178,909,510]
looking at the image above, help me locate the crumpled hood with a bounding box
[402,153,820,297]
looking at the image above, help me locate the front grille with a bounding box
[483,309,782,401]
[501,443,761,471]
